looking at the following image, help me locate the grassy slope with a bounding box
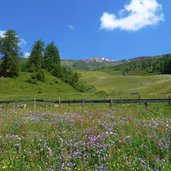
[1,70,171,100]
[80,71,171,98]
[0,72,96,100]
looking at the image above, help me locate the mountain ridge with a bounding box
[61,53,171,71]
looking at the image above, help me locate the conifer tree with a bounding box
[27,40,44,72]
[0,30,19,77]
[44,42,61,75]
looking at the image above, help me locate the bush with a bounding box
[73,81,96,92]
[26,78,37,84]
[31,70,45,82]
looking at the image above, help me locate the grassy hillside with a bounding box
[1,70,171,100]
[0,72,97,100]
[81,71,171,98]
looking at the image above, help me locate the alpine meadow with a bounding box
[0,0,171,170]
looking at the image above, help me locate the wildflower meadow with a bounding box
[0,103,170,170]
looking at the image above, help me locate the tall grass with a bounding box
[0,104,170,170]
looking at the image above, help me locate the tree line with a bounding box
[0,29,84,91]
[108,55,171,75]
[123,55,171,74]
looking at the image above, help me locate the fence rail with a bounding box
[0,98,171,104]
[0,98,171,110]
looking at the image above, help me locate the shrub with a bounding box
[26,78,37,84]
[31,70,45,82]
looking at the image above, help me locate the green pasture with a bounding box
[81,71,171,98]
[0,72,95,100]
[0,70,171,170]
[1,70,171,100]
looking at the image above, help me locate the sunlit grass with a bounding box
[81,71,171,98]
[1,71,171,100]
[0,72,96,100]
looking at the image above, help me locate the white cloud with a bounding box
[100,0,164,31]
[0,30,6,38]
[19,38,27,47]
[23,52,30,58]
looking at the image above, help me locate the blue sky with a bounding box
[0,0,171,60]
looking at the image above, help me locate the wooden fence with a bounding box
[0,98,171,110]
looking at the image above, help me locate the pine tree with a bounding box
[27,40,44,72]
[43,42,61,75]
[0,30,19,77]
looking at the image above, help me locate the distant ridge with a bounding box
[61,57,121,70]
[98,53,171,75]
[19,53,171,71]
[87,57,118,63]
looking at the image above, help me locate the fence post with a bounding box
[58,97,61,109]
[144,102,148,110]
[82,98,85,112]
[68,98,71,106]
[109,98,112,109]
[168,96,171,105]
[34,98,36,109]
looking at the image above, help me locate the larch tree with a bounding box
[0,30,20,77]
[43,42,61,76]
[27,40,44,72]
